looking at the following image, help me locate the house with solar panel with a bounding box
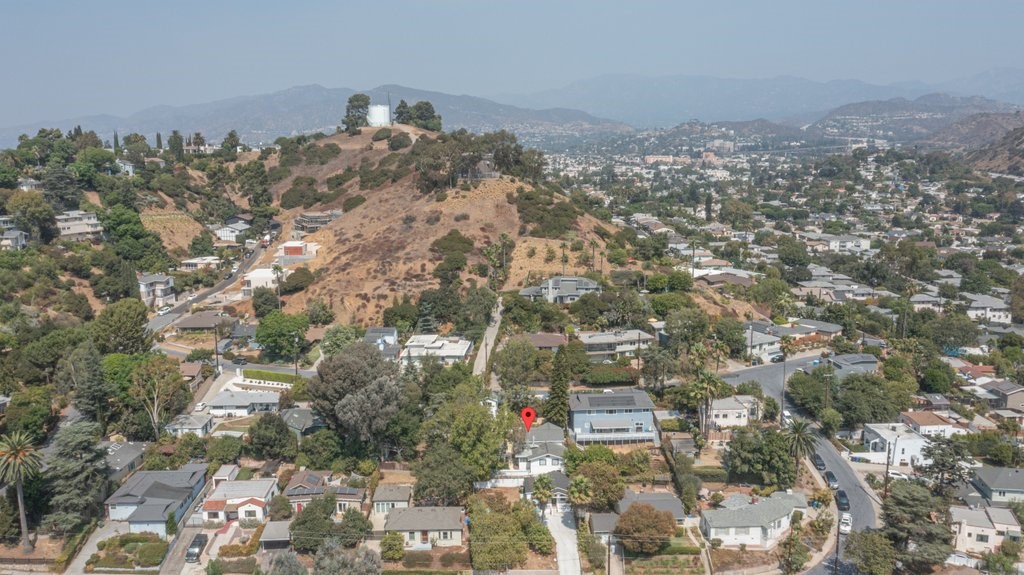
[568,390,658,445]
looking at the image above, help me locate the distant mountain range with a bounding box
[0,84,630,148]
[495,69,1024,128]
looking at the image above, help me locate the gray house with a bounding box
[104,463,207,538]
[523,470,570,510]
[973,467,1024,506]
[615,490,686,524]
[101,441,148,483]
[519,276,601,305]
[828,353,879,381]
[569,390,657,445]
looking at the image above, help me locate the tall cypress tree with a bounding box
[544,346,570,428]
[155,132,162,150]
[113,131,120,155]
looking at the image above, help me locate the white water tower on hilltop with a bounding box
[367,104,391,127]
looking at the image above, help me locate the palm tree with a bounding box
[779,335,798,425]
[784,420,816,483]
[688,369,727,436]
[271,263,284,309]
[532,474,554,517]
[568,476,592,518]
[0,431,43,552]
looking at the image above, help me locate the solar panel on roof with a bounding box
[588,396,636,408]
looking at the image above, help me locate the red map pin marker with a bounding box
[520,407,536,432]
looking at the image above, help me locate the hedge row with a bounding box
[242,369,306,385]
[691,467,728,483]
[660,544,701,555]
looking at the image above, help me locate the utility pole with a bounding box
[213,323,221,375]
[293,333,300,377]
[833,513,841,575]
[883,437,897,498]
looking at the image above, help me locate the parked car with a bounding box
[887,470,910,481]
[231,357,248,365]
[839,512,853,534]
[194,402,207,412]
[836,489,850,511]
[813,453,826,471]
[157,306,172,316]
[769,354,785,363]
[825,471,839,490]
[187,292,198,301]
[185,534,208,563]
[223,272,232,280]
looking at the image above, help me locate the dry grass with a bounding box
[378,469,415,485]
[140,208,206,255]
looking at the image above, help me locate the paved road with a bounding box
[473,298,503,386]
[721,354,880,575]
[146,246,265,333]
[546,508,581,575]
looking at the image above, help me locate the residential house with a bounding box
[794,319,844,340]
[383,507,464,550]
[523,471,570,510]
[962,293,1011,325]
[710,395,761,429]
[525,422,565,445]
[590,513,618,545]
[700,492,807,549]
[241,268,291,297]
[577,330,655,363]
[212,465,240,488]
[17,178,40,191]
[138,273,176,308]
[828,353,879,381]
[333,487,367,515]
[180,256,222,271]
[569,390,657,445]
[260,521,291,551]
[519,276,602,305]
[861,423,931,466]
[101,441,148,483]
[514,442,565,475]
[178,362,204,392]
[900,411,967,439]
[115,158,135,176]
[56,210,103,241]
[919,393,951,411]
[910,293,945,313]
[202,479,279,523]
[950,505,1020,556]
[0,230,29,250]
[616,490,686,525]
[981,380,1024,411]
[745,329,781,359]
[696,272,754,290]
[214,222,251,243]
[294,211,339,233]
[973,467,1024,506]
[209,390,280,418]
[165,413,215,438]
[104,463,207,538]
[176,310,235,332]
[526,333,569,353]
[363,327,402,361]
[280,408,325,439]
[399,334,473,366]
[372,485,412,515]
[283,470,331,513]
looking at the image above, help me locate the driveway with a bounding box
[66,520,130,575]
[546,509,581,575]
[161,526,202,575]
[473,298,503,386]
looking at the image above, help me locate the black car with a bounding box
[836,489,851,511]
[769,354,784,363]
[223,272,232,280]
[231,357,248,365]
[185,533,208,563]
[825,470,839,490]
[813,453,826,471]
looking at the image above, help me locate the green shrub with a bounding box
[218,556,258,574]
[692,467,728,483]
[402,551,433,568]
[342,195,366,211]
[136,541,169,567]
[454,213,470,222]
[95,553,133,569]
[326,167,357,191]
[388,133,412,150]
[267,166,291,184]
[123,542,141,554]
[280,176,319,209]
[241,370,306,386]
[218,524,265,557]
[582,365,637,386]
[430,229,474,257]
[372,128,393,141]
[381,531,405,561]
[303,142,341,165]
[439,551,469,567]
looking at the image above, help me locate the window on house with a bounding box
[244,510,257,518]
[208,512,219,519]
[441,531,451,540]
[977,534,990,542]
[408,531,415,540]
[735,527,749,535]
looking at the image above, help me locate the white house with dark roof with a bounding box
[577,330,655,363]
[700,492,807,549]
[202,479,278,524]
[138,273,176,308]
[104,463,207,538]
[569,390,657,445]
[165,413,214,438]
[523,471,570,511]
[950,505,1020,556]
[514,442,565,475]
[616,490,686,524]
[214,222,250,243]
[372,485,412,515]
[973,467,1024,506]
[962,293,1011,325]
[383,507,464,550]
[710,395,761,429]
[828,353,879,381]
[519,275,601,305]
[209,390,280,418]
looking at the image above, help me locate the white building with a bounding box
[862,423,931,467]
[241,268,291,297]
[202,479,279,524]
[399,334,473,366]
[56,210,103,241]
[577,330,655,363]
[745,329,781,358]
[382,507,464,550]
[181,256,222,271]
[710,395,761,429]
[116,158,135,177]
[700,492,807,549]
[962,293,1011,325]
[949,505,1020,556]
[209,390,280,418]
[138,273,176,308]
[214,222,251,243]
[900,411,968,439]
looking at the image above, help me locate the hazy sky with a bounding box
[1,0,1021,128]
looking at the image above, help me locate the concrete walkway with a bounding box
[65,520,129,575]
[546,509,581,575]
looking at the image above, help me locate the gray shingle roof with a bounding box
[615,490,685,521]
[524,471,570,494]
[701,492,806,529]
[383,507,462,531]
[373,484,412,502]
[569,390,655,412]
[975,467,1024,491]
